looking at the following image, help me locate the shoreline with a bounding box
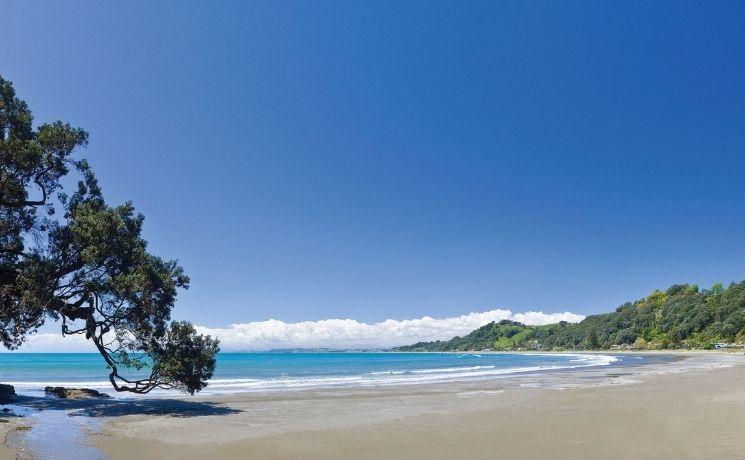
[5,349,723,399]
[0,351,626,398]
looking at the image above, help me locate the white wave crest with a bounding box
[5,353,616,396]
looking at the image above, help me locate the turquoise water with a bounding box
[0,352,620,397]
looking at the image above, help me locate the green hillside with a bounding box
[394,281,745,351]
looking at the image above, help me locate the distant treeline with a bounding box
[394,281,745,351]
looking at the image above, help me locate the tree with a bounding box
[585,329,599,349]
[0,76,219,394]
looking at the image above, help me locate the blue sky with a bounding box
[6,0,745,332]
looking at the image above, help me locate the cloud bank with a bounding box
[16,309,585,352]
[195,309,585,351]
[17,332,92,353]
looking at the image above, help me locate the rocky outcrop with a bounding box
[0,384,16,403]
[44,386,110,399]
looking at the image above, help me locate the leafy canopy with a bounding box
[0,76,218,394]
[396,281,745,352]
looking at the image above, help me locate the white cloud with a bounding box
[17,332,91,353]
[15,309,585,352]
[196,309,585,351]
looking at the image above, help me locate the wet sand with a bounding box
[1,415,32,460]
[83,352,745,459]
[0,421,17,460]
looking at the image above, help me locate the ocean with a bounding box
[0,352,623,397]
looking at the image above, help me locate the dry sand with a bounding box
[86,352,745,459]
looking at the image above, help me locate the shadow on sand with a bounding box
[11,395,242,418]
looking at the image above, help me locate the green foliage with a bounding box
[149,322,220,395]
[0,75,219,394]
[396,320,541,352]
[395,281,745,351]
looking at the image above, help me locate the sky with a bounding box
[4,1,745,349]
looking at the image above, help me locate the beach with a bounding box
[3,352,744,459]
[77,352,742,459]
[5,2,745,458]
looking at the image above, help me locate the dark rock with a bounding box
[44,386,110,399]
[0,384,16,403]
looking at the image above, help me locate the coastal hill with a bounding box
[394,281,745,351]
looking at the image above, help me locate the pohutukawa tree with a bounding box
[0,76,219,394]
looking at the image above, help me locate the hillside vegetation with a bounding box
[394,281,745,351]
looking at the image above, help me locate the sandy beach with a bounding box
[38,352,734,460]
